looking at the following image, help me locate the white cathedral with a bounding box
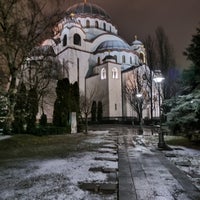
[25,1,160,122]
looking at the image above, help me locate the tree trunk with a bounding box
[85,113,88,134]
[5,70,18,133]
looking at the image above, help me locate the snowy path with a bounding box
[117,127,200,200]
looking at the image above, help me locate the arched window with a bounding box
[101,68,106,79]
[112,67,118,79]
[103,23,106,31]
[63,34,67,46]
[130,56,132,64]
[122,55,126,63]
[140,53,144,63]
[97,57,101,65]
[95,21,99,28]
[74,33,81,46]
[86,20,90,28]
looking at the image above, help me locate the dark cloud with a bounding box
[56,0,200,68]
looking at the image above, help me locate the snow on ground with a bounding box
[84,130,112,145]
[134,134,200,191]
[0,130,118,200]
[0,135,11,141]
[164,146,200,190]
[1,127,199,199]
[34,153,108,184]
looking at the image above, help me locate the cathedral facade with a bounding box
[27,1,160,121]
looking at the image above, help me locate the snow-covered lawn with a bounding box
[0,131,118,200]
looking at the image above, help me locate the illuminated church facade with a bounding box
[27,1,160,121]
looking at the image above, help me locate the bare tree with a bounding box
[79,86,106,133]
[79,92,94,134]
[155,26,176,75]
[143,35,158,121]
[155,26,177,99]
[123,68,151,126]
[0,67,9,95]
[0,0,63,131]
[144,27,178,108]
[143,34,158,71]
[22,54,64,115]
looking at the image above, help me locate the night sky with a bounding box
[54,0,200,68]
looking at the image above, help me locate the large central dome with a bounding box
[95,40,131,53]
[66,2,111,20]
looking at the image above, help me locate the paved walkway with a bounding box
[118,135,200,200]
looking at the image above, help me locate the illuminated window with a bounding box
[86,20,90,28]
[95,21,99,28]
[112,67,118,79]
[140,53,144,63]
[101,68,106,79]
[63,35,67,46]
[74,33,81,46]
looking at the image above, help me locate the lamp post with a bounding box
[153,72,166,149]
[136,93,143,134]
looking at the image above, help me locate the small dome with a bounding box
[132,40,143,46]
[95,40,130,53]
[131,35,143,46]
[66,2,111,21]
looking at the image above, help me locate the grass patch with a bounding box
[0,134,99,160]
[165,136,200,150]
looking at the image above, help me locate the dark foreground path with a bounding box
[118,132,200,200]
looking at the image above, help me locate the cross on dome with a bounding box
[134,35,138,41]
[70,12,75,18]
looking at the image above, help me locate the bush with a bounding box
[29,125,71,136]
[39,113,47,126]
[77,124,85,133]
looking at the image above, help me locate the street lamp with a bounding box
[153,71,167,149]
[136,93,143,134]
[136,93,142,98]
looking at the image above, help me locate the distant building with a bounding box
[23,1,160,122]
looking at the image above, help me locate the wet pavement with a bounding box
[115,126,200,200]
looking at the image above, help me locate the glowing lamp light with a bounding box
[153,76,165,83]
[136,93,142,98]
